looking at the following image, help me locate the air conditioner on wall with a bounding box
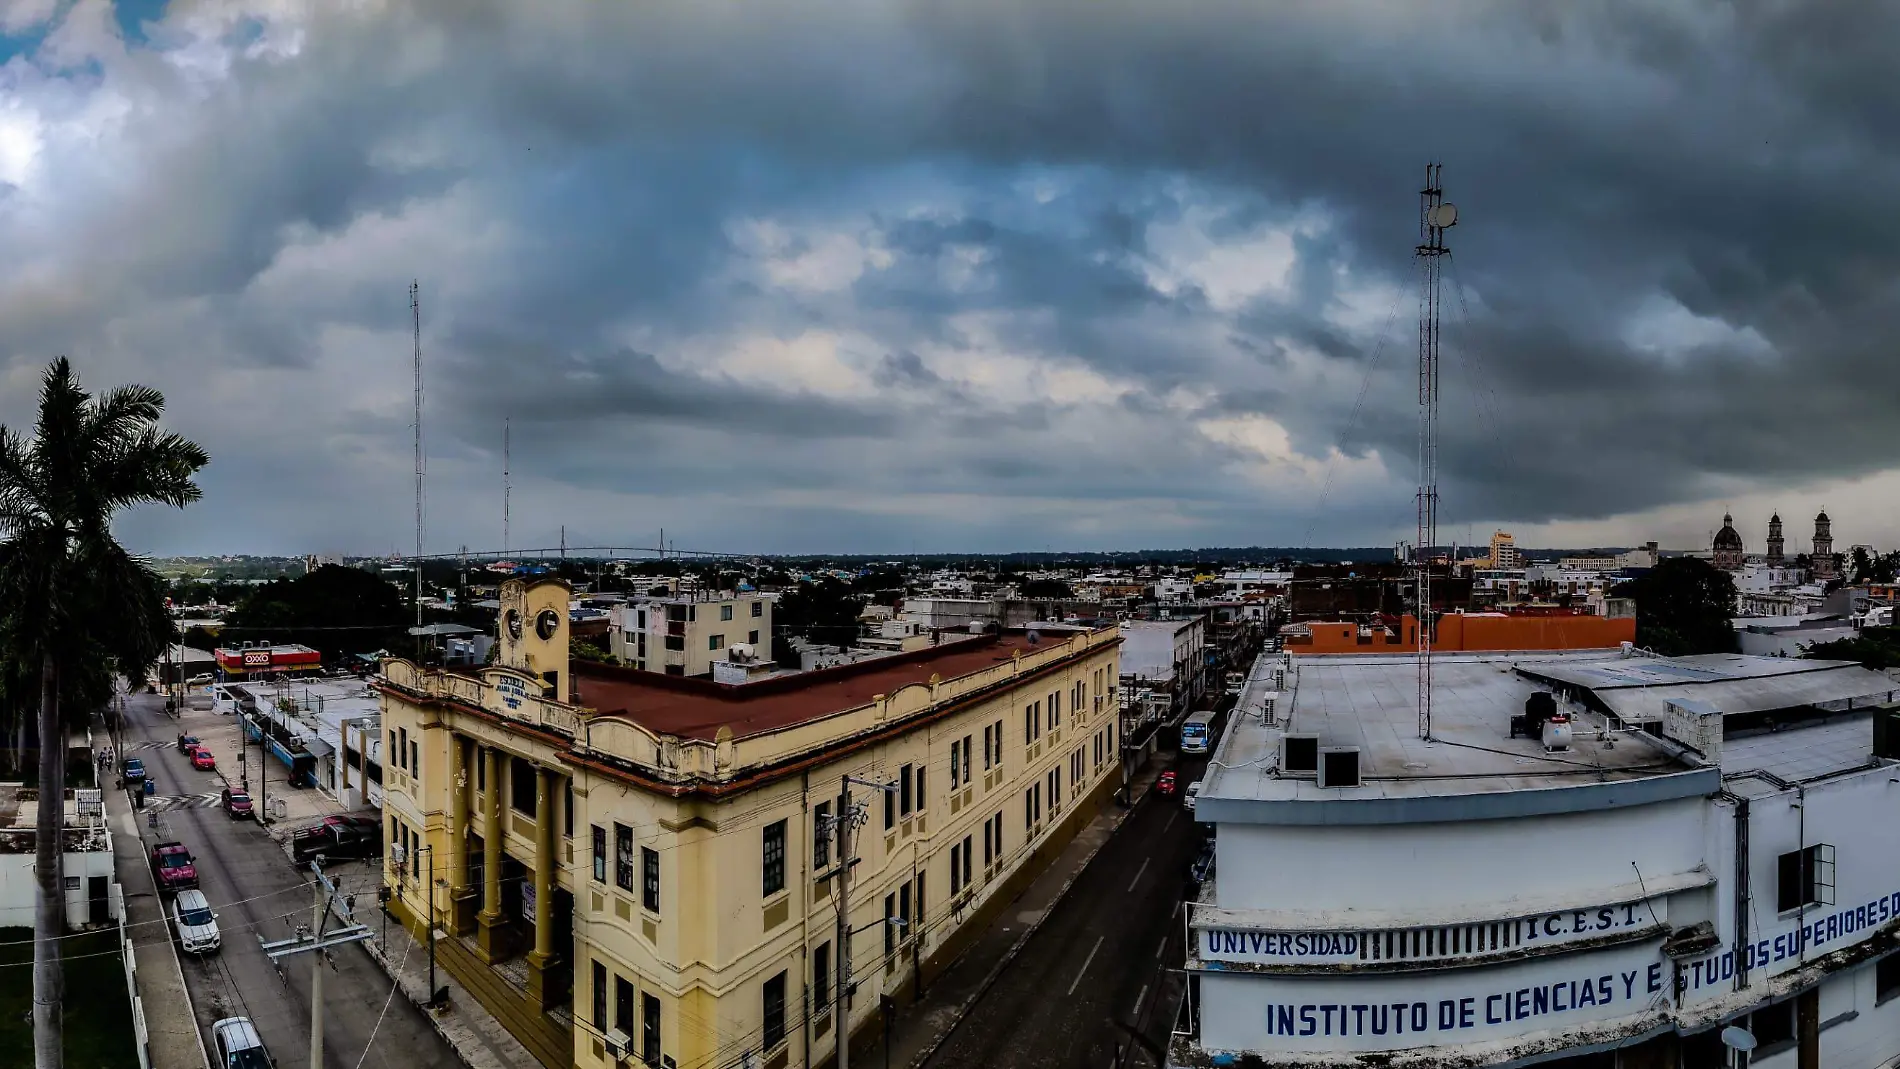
[604,1029,632,1061]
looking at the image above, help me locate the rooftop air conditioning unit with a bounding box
[1317,747,1362,789]
[1280,734,1321,777]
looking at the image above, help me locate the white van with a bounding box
[1184,780,1204,812]
[212,1017,274,1069]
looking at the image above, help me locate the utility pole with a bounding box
[261,861,372,1069]
[821,775,898,1069]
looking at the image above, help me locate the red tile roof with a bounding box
[573,633,1074,741]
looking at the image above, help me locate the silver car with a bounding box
[171,889,221,954]
[212,1017,273,1069]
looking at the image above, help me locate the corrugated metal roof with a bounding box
[1529,660,1899,722]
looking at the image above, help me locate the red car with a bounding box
[1157,771,1178,796]
[221,787,252,820]
[191,748,216,771]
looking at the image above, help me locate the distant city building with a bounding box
[1766,513,1785,565]
[1812,510,1837,581]
[608,590,774,676]
[213,642,321,680]
[1489,530,1520,569]
[1713,512,1745,571]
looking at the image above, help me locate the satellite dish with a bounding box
[1432,203,1459,228]
[1720,1026,1757,1052]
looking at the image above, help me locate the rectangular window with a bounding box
[983,817,994,866]
[763,819,787,897]
[642,993,661,1064]
[950,740,961,789]
[709,633,725,651]
[1752,1001,1794,1050]
[477,747,485,791]
[949,842,962,894]
[398,727,408,769]
[961,736,972,784]
[992,721,1003,766]
[752,601,764,618]
[914,765,926,812]
[885,892,897,956]
[616,975,634,1037]
[762,972,787,1050]
[899,881,912,942]
[1879,954,1900,1004]
[592,961,607,1031]
[510,756,536,816]
[564,781,574,839]
[721,604,734,621]
[390,730,400,769]
[1025,788,1035,833]
[1777,844,1833,912]
[410,741,419,776]
[884,788,895,830]
[900,763,914,816]
[1049,691,1059,729]
[813,801,832,868]
[642,847,660,913]
[592,826,607,883]
[916,871,925,928]
[615,823,634,892]
[1024,707,1033,746]
[961,837,972,888]
[981,726,993,770]
[748,630,759,645]
[813,941,832,1011]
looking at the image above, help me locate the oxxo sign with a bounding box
[1200,899,1664,966]
[242,649,271,667]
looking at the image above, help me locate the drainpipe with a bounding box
[1733,794,1750,993]
[800,769,812,1069]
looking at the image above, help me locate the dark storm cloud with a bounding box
[6,0,1898,554]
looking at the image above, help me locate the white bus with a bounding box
[1180,709,1220,755]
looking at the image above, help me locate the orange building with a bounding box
[1283,612,1633,654]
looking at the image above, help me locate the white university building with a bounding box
[1177,648,1900,1068]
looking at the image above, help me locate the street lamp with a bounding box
[1721,1025,1756,1069]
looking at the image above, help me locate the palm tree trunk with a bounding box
[33,653,63,1069]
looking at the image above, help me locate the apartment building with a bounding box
[378,577,1122,1069]
[609,591,775,676]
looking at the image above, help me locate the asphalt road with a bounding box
[119,690,458,1069]
[922,754,1210,1069]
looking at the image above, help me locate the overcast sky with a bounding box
[0,1,1893,558]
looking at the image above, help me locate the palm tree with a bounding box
[0,358,206,1069]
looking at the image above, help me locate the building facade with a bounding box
[1179,647,1900,1069]
[378,578,1123,1069]
[609,591,775,677]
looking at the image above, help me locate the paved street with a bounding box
[921,753,1209,1069]
[118,689,459,1069]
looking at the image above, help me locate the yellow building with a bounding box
[377,578,1123,1069]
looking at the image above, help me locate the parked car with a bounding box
[1189,843,1215,884]
[176,734,200,755]
[212,1017,274,1069]
[122,757,146,785]
[290,814,381,863]
[221,787,253,820]
[1184,780,1203,813]
[1157,771,1178,796]
[191,748,217,771]
[171,888,221,954]
[150,841,198,893]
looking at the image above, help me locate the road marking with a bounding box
[1127,858,1150,892]
[1163,811,1177,833]
[1133,984,1149,1016]
[1068,935,1105,996]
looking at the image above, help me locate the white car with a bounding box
[1184,780,1204,812]
[212,1017,273,1069]
[171,888,221,954]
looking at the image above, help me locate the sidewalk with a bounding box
[347,872,540,1069]
[172,702,353,840]
[102,728,210,1069]
[861,759,1172,1069]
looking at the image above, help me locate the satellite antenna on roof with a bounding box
[1415,164,1456,741]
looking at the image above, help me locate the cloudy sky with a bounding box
[0,0,1894,558]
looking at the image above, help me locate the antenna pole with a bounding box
[1414,164,1454,741]
[503,416,511,556]
[412,280,425,661]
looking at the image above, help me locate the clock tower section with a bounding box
[497,576,572,701]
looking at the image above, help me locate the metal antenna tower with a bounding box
[503,416,511,555]
[1414,165,1456,740]
[412,280,425,656]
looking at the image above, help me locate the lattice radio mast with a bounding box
[503,416,511,556]
[1415,165,1456,740]
[412,280,425,654]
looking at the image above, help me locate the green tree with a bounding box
[773,578,865,667]
[1609,557,1738,656]
[1802,628,1900,670]
[219,564,410,664]
[0,358,206,1069]
[1019,577,1075,599]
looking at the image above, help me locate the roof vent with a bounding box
[1317,747,1362,789]
[1280,734,1320,777]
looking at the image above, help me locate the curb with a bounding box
[363,937,476,1069]
[904,775,1160,1069]
[122,786,213,1069]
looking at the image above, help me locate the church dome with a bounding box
[1714,513,1742,550]
[1816,510,1830,523]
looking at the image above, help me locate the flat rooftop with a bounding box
[1521,653,1895,723]
[574,631,1081,741]
[1205,651,1691,813]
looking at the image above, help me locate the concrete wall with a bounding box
[0,848,117,929]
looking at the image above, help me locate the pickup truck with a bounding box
[290,815,381,863]
[151,842,199,893]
